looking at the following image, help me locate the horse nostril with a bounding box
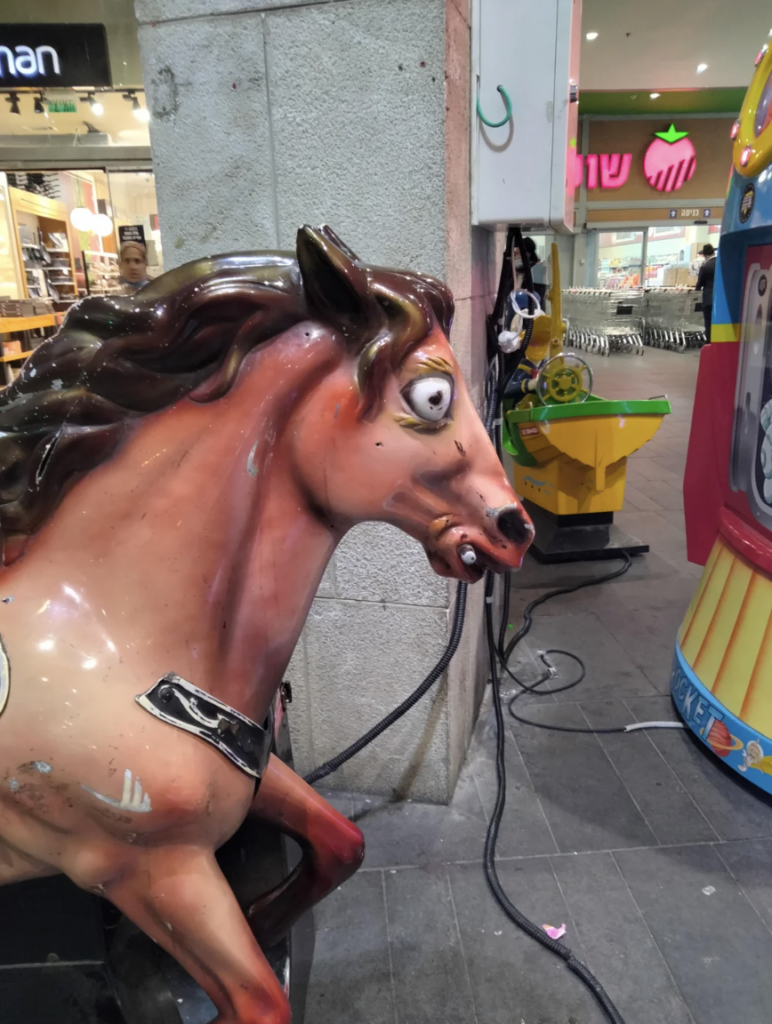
[496,505,533,545]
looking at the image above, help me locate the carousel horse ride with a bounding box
[0,225,533,1024]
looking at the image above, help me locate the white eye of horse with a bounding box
[403,375,453,422]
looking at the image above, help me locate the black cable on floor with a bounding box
[482,572,626,1024]
[481,350,628,1024]
[500,555,635,735]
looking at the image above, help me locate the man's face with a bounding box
[121,252,147,283]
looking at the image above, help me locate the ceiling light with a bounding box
[586,31,599,41]
[123,90,150,123]
[5,92,20,116]
[696,63,708,73]
[69,206,95,232]
[650,93,661,99]
[80,92,104,117]
[93,213,114,238]
[33,92,47,116]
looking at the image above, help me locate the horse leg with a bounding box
[105,845,290,1024]
[0,835,58,886]
[246,754,364,948]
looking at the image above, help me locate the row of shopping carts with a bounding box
[561,288,708,355]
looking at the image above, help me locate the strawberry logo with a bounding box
[644,124,697,193]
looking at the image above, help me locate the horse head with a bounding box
[286,226,533,581]
[0,225,531,583]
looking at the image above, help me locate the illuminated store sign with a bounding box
[644,125,696,193]
[574,153,632,190]
[0,24,111,88]
[575,124,698,194]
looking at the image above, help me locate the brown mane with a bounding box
[0,225,453,549]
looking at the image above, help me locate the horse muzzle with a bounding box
[425,503,534,583]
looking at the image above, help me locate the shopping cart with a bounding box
[563,289,645,356]
[642,288,707,350]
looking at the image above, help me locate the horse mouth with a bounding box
[426,538,526,583]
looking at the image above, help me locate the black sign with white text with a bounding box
[119,225,146,246]
[0,24,111,88]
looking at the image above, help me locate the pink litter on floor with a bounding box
[542,923,567,940]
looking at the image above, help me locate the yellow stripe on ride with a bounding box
[678,541,721,646]
[693,557,754,690]
[680,536,772,732]
[712,572,772,714]
[710,324,739,343]
[680,541,733,663]
[742,607,772,730]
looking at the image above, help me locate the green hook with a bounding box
[477,84,512,129]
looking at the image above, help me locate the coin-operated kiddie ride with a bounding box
[678,40,772,790]
[0,227,534,1024]
[501,244,671,562]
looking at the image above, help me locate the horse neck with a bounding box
[24,324,341,722]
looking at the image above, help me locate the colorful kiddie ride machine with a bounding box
[500,244,671,562]
[678,41,772,792]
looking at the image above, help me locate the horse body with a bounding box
[0,227,532,1023]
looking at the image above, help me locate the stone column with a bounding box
[135,0,496,802]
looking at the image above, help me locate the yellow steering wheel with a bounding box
[536,354,593,405]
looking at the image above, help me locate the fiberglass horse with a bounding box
[0,225,532,1024]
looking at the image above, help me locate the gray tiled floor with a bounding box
[305,349,772,1024]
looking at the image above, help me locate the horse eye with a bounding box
[402,375,453,423]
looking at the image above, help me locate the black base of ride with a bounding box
[0,719,314,1024]
[523,501,649,564]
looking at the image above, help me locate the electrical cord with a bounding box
[302,582,468,786]
[481,349,628,1024]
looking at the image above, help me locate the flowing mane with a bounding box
[0,225,453,550]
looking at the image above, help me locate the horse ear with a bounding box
[296,225,370,338]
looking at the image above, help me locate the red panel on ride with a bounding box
[684,342,739,565]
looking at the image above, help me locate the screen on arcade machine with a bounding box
[730,245,772,536]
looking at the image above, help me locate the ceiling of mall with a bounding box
[0,90,150,144]
[580,0,772,91]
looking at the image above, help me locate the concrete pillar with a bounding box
[134,0,496,802]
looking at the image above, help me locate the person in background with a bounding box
[118,241,150,293]
[695,243,717,339]
[522,237,548,308]
[511,237,548,309]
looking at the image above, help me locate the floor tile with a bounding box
[714,839,772,935]
[448,859,603,1023]
[580,701,719,846]
[385,866,477,1024]
[513,611,659,704]
[468,701,558,858]
[305,871,395,1024]
[615,845,772,1024]
[352,767,487,868]
[626,697,772,841]
[552,851,694,1024]
[509,704,658,852]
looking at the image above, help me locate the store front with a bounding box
[0,13,162,380]
[573,114,734,289]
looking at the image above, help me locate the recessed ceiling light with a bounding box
[697,63,708,73]
[586,31,599,41]
[650,93,661,99]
